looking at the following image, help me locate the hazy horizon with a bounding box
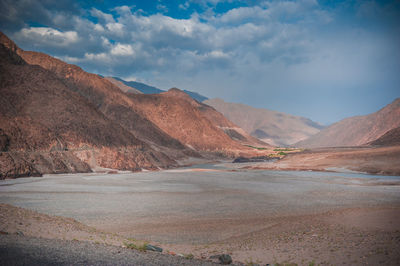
[1,0,399,124]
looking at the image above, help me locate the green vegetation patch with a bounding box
[274,148,296,152]
[124,241,148,252]
[245,145,268,150]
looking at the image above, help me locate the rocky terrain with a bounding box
[369,127,400,146]
[296,98,400,148]
[1,168,399,265]
[127,88,269,156]
[0,204,218,266]
[204,98,323,146]
[0,32,269,179]
[0,33,183,179]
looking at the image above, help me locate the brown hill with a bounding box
[0,32,197,159]
[0,32,185,178]
[296,98,400,148]
[127,88,269,156]
[13,40,259,156]
[104,77,142,94]
[0,32,269,178]
[368,127,400,146]
[204,98,323,146]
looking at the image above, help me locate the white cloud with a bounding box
[207,50,229,59]
[85,52,109,61]
[16,27,78,46]
[94,24,105,32]
[114,5,133,15]
[106,22,125,35]
[90,8,115,23]
[219,6,265,24]
[111,43,134,56]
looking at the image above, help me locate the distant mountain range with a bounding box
[108,78,327,146]
[112,77,164,94]
[111,77,209,102]
[104,77,142,94]
[204,98,324,146]
[295,98,400,148]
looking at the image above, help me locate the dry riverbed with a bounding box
[244,146,400,176]
[1,165,400,265]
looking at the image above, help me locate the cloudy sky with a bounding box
[1,0,399,124]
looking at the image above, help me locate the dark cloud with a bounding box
[0,0,81,31]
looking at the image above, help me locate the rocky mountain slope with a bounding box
[296,98,400,148]
[0,37,178,179]
[127,88,270,154]
[368,127,400,146]
[0,32,266,178]
[204,98,323,146]
[1,32,197,157]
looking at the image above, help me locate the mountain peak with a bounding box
[0,32,20,53]
[295,98,400,148]
[164,88,192,100]
[168,87,182,93]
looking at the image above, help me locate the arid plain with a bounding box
[1,163,399,265]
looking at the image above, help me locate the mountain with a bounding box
[112,77,208,102]
[126,88,270,155]
[296,98,400,148]
[204,98,324,146]
[0,32,268,178]
[0,33,178,178]
[182,90,208,102]
[6,36,195,156]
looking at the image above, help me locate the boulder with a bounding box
[210,254,232,264]
[145,244,162,252]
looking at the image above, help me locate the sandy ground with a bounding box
[0,203,124,246]
[0,234,218,266]
[244,146,400,176]
[161,207,400,265]
[1,166,400,265]
[0,204,219,265]
[1,203,399,265]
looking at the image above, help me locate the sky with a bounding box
[1,0,399,125]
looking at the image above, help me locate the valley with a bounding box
[1,20,400,266]
[1,165,399,265]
